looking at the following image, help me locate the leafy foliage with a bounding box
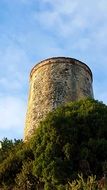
[0,140,34,189]
[15,161,37,190]
[30,98,107,189]
[68,174,98,190]
[0,138,22,163]
[0,98,107,189]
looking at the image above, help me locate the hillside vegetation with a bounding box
[0,98,107,190]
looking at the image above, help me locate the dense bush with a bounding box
[0,98,107,189]
[30,98,107,189]
[0,138,22,163]
[0,139,34,189]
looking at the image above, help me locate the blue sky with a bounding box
[0,0,107,140]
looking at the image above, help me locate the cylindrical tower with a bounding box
[24,57,93,141]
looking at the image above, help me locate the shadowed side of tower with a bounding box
[24,57,93,141]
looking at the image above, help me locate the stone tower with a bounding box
[24,57,93,141]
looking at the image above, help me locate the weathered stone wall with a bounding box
[24,57,93,141]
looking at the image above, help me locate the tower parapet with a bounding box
[24,57,93,141]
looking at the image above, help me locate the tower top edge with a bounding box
[30,57,93,80]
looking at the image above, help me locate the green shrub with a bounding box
[1,98,107,189]
[68,174,98,190]
[30,98,107,188]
